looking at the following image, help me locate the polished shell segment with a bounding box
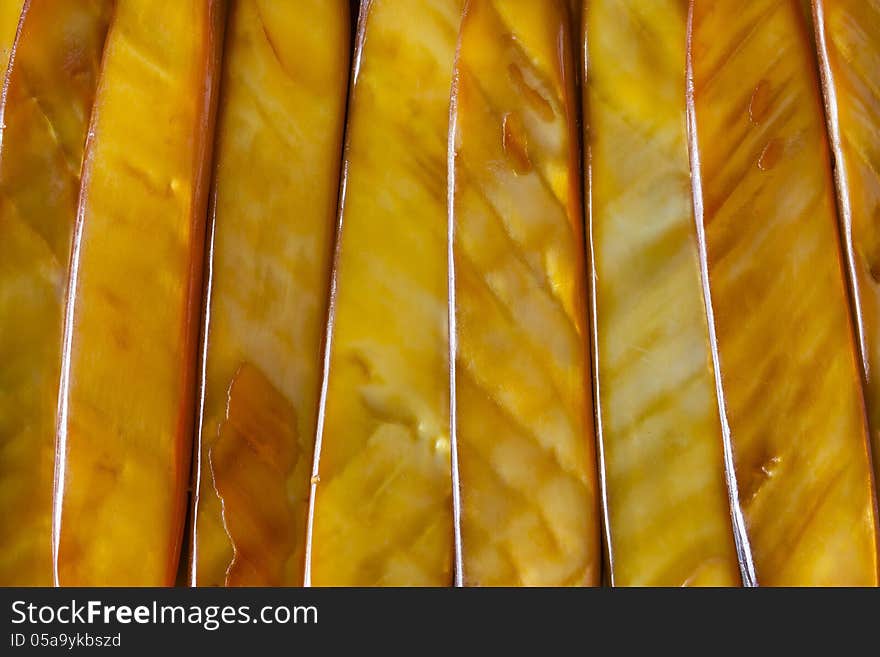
[812,0,880,497]
[54,0,224,586]
[0,0,112,586]
[451,0,600,586]
[190,0,349,587]
[307,0,463,586]
[586,0,741,586]
[689,0,879,585]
